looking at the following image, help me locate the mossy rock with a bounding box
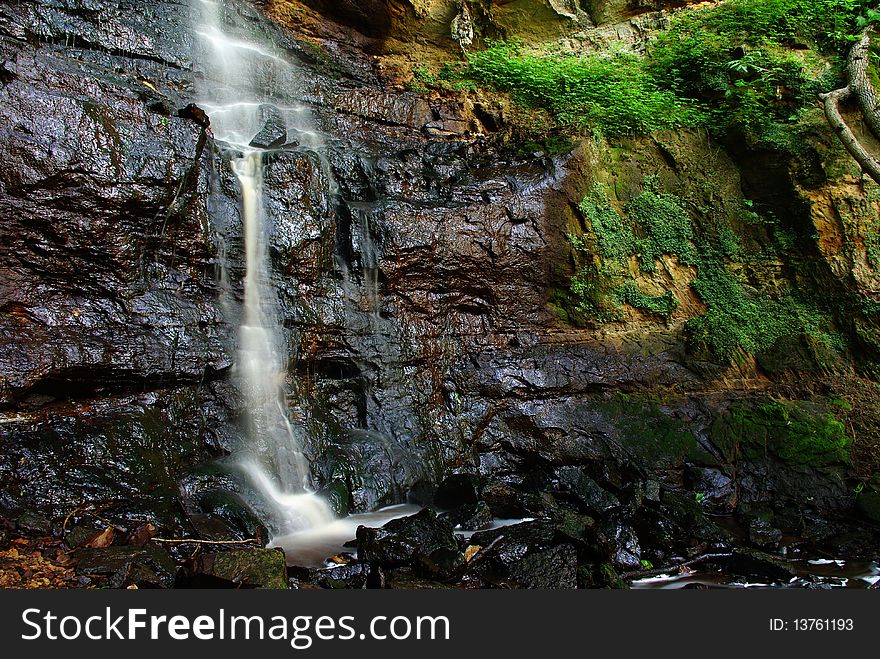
[193,548,289,589]
[856,477,880,524]
[595,394,717,470]
[710,400,851,467]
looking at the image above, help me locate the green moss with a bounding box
[624,183,698,271]
[567,181,838,361]
[685,258,836,362]
[613,281,679,319]
[714,401,852,467]
[577,184,637,264]
[595,394,716,468]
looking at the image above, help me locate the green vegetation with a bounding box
[648,0,872,143]
[614,282,679,320]
[462,42,702,136]
[568,180,839,362]
[686,258,833,360]
[423,0,874,143]
[720,401,852,467]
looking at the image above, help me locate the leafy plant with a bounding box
[462,41,703,136]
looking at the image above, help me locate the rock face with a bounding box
[0,0,878,587]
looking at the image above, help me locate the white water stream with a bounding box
[195,0,332,536]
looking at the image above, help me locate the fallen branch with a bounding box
[151,537,260,546]
[622,552,734,581]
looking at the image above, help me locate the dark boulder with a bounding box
[356,508,463,579]
[73,545,177,589]
[194,489,268,545]
[440,501,493,531]
[482,482,547,518]
[555,467,620,516]
[598,515,642,571]
[249,104,287,149]
[464,520,577,589]
[313,562,376,589]
[434,474,480,510]
[748,518,783,549]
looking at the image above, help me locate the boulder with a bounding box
[440,501,492,531]
[465,521,577,588]
[356,508,463,579]
[434,474,480,510]
[73,545,177,589]
[249,105,287,149]
[191,548,288,589]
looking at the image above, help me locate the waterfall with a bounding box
[193,0,332,535]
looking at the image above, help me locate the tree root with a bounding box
[823,31,880,184]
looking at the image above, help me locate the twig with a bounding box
[622,552,734,581]
[152,537,260,546]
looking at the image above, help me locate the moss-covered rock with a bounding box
[193,548,289,589]
[711,401,852,468]
[856,477,880,524]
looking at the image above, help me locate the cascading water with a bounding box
[193,0,332,535]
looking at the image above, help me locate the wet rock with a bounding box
[577,563,629,589]
[434,474,480,510]
[599,516,642,571]
[686,467,736,511]
[440,501,493,531]
[656,492,728,545]
[318,481,351,518]
[482,482,546,518]
[249,104,287,149]
[553,509,597,546]
[356,508,463,579]
[748,518,783,549]
[406,481,437,507]
[856,478,880,524]
[74,545,177,589]
[16,511,54,536]
[386,568,458,589]
[191,548,288,589]
[465,520,577,588]
[310,562,375,589]
[319,429,420,513]
[722,549,797,583]
[555,467,620,515]
[194,490,269,545]
[178,103,210,129]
